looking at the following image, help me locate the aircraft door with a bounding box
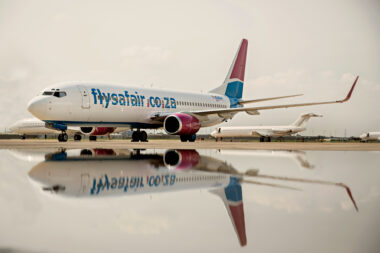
[81,173,90,193]
[77,85,90,109]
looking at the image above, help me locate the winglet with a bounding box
[339,76,359,103]
[337,183,359,212]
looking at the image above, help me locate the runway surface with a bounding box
[1,139,380,150]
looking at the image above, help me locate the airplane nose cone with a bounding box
[28,166,48,184]
[27,97,47,119]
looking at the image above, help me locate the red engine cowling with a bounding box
[80,127,115,136]
[164,113,200,135]
[164,150,200,170]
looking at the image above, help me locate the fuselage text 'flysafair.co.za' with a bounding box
[90,173,176,195]
[90,88,177,109]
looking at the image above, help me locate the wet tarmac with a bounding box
[1,139,380,150]
[0,148,379,252]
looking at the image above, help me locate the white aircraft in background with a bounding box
[27,148,358,247]
[211,113,322,142]
[360,132,380,142]
[9,118,129,141]
[219,150,314,169]
[27,39,359,142]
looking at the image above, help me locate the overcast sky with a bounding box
[0,0,379,136]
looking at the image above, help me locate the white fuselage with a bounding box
[27,83,231,129]
[9,118,60,135]
[360,132,380,141]
[28,151,232,198]
[9,117,130,136]
[211,125,305,138]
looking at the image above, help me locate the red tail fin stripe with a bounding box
[229,204,247,246]
[230,39,248,81]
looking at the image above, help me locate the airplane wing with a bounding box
[238,94,303,105]
[194,76,359,117]
[150,76,358,121]
[253,129,274,137]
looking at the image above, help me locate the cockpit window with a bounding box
[53,91,67,98]
[42,91,54,95]
[43,91,67,97]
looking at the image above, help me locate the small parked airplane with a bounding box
[218,150,314,169]
[27,39,359,142]
[360,132,380,142]
[211,113,322,142]
[9,117,129,141]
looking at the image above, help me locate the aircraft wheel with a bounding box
[259,137,264,142]
[20,135,26,140]
[62,133,68,142]
[140,131,148,142]
[131,131,140,142]
[180,135,188,142]
[89,136,97,141]
[74,134,82,141]
[188,134,196,142]
[58,133,68,142]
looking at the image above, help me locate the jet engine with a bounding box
[164,149,200,170]
[163,113,200,135]
[80,127,115,136]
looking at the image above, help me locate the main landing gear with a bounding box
[259,136,271,142]
[74,134,82,141]
[180,134,196,142]
[131,130,148,142]
[58,132,68,142]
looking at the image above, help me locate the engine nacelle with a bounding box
[80,127,115,136]
[164,113,200,135]
[164,150,200,170]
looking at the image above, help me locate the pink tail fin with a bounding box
[230,39,248,81]
[210,177,247,246]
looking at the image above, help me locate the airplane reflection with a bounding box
[27,149,358,247]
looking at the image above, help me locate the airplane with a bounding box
[27,148,359,246]
[211,113,322,142]
[27,39,359,142]
[9,117,129,141]
[359,132,380,142]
